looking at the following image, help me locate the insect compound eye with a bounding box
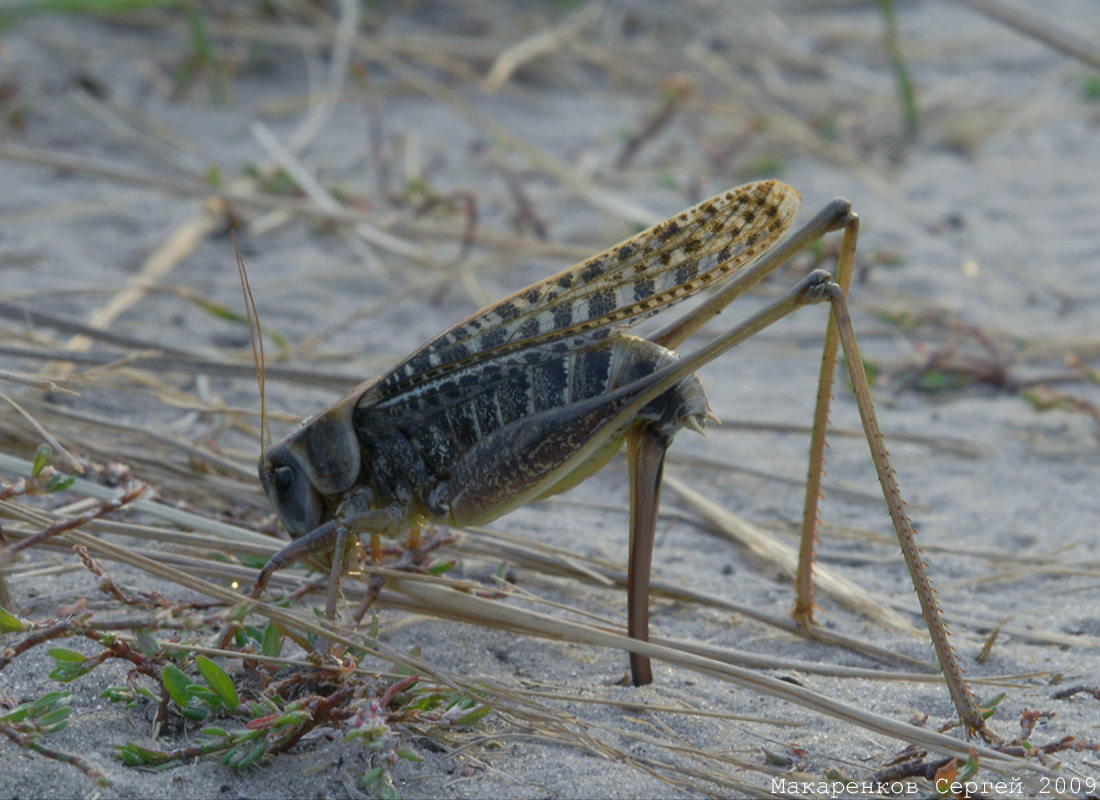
[260,443,325,538]
[272,464,296,500]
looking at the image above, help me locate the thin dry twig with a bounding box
[0,368,79,396]
[0,393,83,473]
[955,0,1100,70]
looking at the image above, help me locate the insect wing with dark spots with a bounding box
[360,180,802,412]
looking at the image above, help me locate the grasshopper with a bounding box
[233,180,995,742]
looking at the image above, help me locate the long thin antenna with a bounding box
[233,230,269,451]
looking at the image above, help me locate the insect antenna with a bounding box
[233,231,270,451]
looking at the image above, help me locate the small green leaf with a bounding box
[18,692,73,730]
[455,705,491,727]
[198,297,250,324]
[161,663,194,708]
[101,685,151,709]
[224,736,266,768]
[181,706,210,722]
[980,692,1006,709]
[245,701,269,717]
[136,631,160,656]
[445,693,475,711]
[196,655,239,711]
[101,686,132,704]
[115,742,168,767]
[115,745,144,767]
[39,705,72,725]
[46,474,75,492]
[980,692,1006,720]
[406,694,442,712]
[0,702,32,724]
[240,554,273,570]
[0,606,28,633]
[396,746,422,763]
[958,749,980,781]
[48,647,87,663]
[189,686,223,708]
[48,648,94,681]
[261,621,282,658]
[49,662,87,682]
[32,444,51,477]
[33,691,68,711]
[280,710,310,728]
[38,706,73,733]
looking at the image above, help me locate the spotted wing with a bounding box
[361,180,801,412]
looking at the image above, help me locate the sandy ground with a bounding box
[2,2,1099,798]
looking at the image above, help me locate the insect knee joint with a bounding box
[798,269,837,304]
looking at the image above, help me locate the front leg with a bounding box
[321,494,407,622]
[220,498,406,648]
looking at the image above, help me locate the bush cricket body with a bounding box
[233,179,996,742]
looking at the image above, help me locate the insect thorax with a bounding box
[352,335,710,524]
